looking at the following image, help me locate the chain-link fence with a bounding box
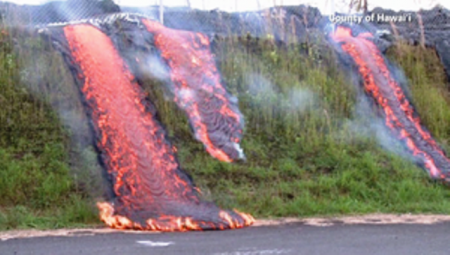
[0,0,449,79]
[0,0,448,26]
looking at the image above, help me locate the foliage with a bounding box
[0,28,449,229]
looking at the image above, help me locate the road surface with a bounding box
[1,221,449,255]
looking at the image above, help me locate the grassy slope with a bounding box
[167,38,450,218]
[0,29,100,230]
[0,27,449,230]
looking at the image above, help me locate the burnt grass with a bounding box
[1,26,450,230]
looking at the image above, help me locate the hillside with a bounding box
[0,4,450,230]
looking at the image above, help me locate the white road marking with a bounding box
[212,249,291,255]
[136,240,174,247]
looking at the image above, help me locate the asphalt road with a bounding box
[1,222,449,255]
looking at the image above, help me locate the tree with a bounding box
[99,0,120,13]
[349,0,368,13]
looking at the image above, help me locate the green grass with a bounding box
[0,28,100,230]
[387,43,450,146]
[164,37,450,218]
[0,26,449,230]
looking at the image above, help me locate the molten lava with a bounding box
[50,23,253,231]
[330,26,450,181]
[141,19,245,162]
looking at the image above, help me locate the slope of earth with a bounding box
[0,9,450,230]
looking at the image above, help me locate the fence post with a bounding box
[330,0,335,14]
[159,0,164,24]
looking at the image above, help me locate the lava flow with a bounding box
[49,23,253,231]
[141,19,245,162]
[330,26,450,181]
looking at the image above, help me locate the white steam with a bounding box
[142,54,171,81]
[246,73,316,113]
[347,94,415,161]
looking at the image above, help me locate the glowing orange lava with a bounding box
[141,19,245,162]
[59,23,253,231]
[331,26,450,180]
